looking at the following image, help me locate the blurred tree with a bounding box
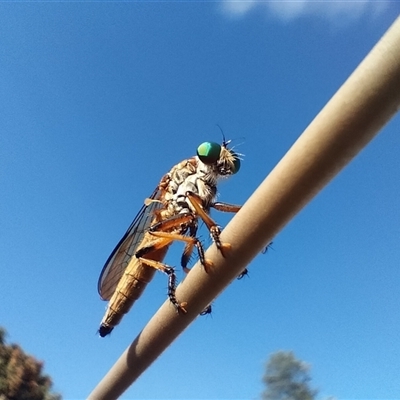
[0,327,61,400]
[262,351,317,400]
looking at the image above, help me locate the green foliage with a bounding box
[0,328,61,400]
[262,351,317,400]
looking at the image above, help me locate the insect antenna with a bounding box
[215,126,245,161]
[215,124,230,148]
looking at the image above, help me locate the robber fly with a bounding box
[97,140,241,337]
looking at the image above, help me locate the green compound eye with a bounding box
[197,142,221,165]
[232,153,241,174]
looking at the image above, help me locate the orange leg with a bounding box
[186,191,232,256]
[147,230,213,273]
[137,257,187,314]
[148,213,201,272]
[211,201,241,213]
[149,212,194,232]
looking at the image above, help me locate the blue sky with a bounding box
[0,2,399,399]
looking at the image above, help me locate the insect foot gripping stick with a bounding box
[97,140,241,336]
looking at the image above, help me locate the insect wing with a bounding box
[98,189,163,301]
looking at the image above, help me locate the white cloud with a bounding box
[220,0,258,16]
[220,0,390,23]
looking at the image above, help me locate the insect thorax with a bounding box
[160,157,218,220]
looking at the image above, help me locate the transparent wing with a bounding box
[98,188,163,301]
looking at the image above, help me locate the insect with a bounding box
[97,140,242,337]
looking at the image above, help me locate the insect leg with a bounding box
[237,268,249,280]
[149,213,194,232]
[148,213,200,272]
[212,201,243,279]
[211,202,241,213]
[178,225,213,315]
[262,241,274,254]
[147,231,213,273]
[186,191,231,256]
[180,222,198,273]
[137,257,188,314]
[200,304,212,315]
